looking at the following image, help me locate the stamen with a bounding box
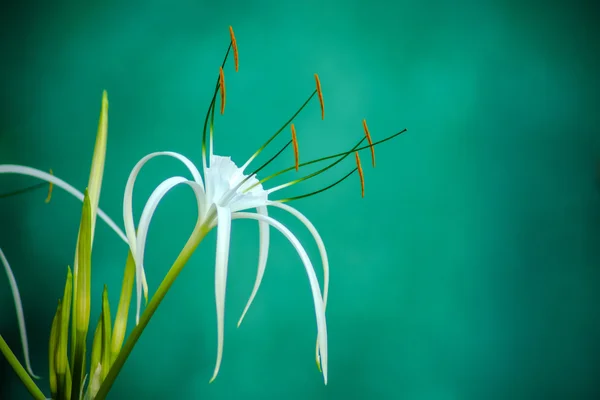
[229,26,239,72]
[219,67,226,115]
[0,169,55,201]
[202,37,233,169]
[279,168,357,202]
[0,182,47,199]
[244,90,317,168]
[355,152,365,197]
[291,124,299,171]
[45,169,54,203]
[259,128,407,186]
[237,140,293,195]
[315,74,324,120]
[362,119,375,167]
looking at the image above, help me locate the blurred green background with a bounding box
[1,0,599,399]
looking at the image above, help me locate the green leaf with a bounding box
[71,190,92,397]
[48,302,60,399]
[87,90,108,241]
[90,315,102,382]
[56,267,72,377]
[101,285,112,377]
[110,252,135,361]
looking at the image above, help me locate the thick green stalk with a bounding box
[94,222,209,400]
[0,335,46,400]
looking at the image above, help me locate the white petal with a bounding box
[267,202,329,307]
[232,212,328,384]
[122,152,204,309]
[123,152,204,262]
[267,201,330,370]
[134,176,206,324]
[210,206,233,383]
[237,206,270,327]
[0,165,126,243]
[0,248,38,378]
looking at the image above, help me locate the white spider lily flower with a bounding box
[124,149,332,384]
[122,27,406,385]
[0,27,406,392]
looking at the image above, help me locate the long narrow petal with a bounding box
[209,206,232,383]
[123,151,204,258]
[267,202,329,307]
[133,176,206,324]
[237,206,270,327]
[0,165,126,243]
[122,152,204,309]
[232,212,328,384]
[267,201,329,370]
[0,248,38,378]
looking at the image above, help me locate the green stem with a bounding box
[94,223,209,400]
[0,334,46,400]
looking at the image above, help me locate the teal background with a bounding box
[1,0,599,399]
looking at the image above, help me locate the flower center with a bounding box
[204,155,268,214]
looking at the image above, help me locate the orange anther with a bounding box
[362,119,375,167]
[314,73,324,120]
[291,124,299,171]
[219,66,226,114]
[229,26,239,72]
[355,152,364,198]
[45,169,54,203]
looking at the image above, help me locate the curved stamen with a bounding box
[202,41,234,172]
[259,128,407,187]
[362,120,375,167]
[0,182,48,199]
[291,124,299,171]
[242,90,317,170]
[229,26,239,72]
[264,136,364,195]
[355,152,364,198]
[220,140,292,206]
[278,167,357,203]
[314,74,324,120]
[219,67,226,115]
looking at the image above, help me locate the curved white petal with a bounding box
[0,248,38,378]
[210,206,232,383]
[267,202,329,308]
[133,176,206,324]
[0,165,126,243]
[232,212,328,384]
[123,151,204,260]
[237,206,270,327]
[267,201,330,370]
[122,152,204,307]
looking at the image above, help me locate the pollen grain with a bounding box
[291,124,299,171]
[219,66,226,114]
[229,26,239,72]
[314,73,324,120]
[355,152,365,198]
[362,119,376,167]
